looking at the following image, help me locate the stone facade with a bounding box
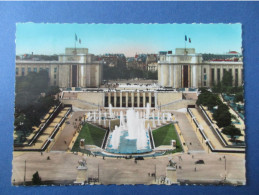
[61,90,188,110]
[16,48,103,88]
[158,48,243,88]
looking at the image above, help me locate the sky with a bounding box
[16,23,242,57]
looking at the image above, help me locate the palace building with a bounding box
[158,48,243,88]
[16,48,103,88]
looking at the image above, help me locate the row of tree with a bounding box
[196,89,242,140]
[15,70,60,142]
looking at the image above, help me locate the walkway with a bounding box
[51,111,85,151]
[190,108,224,150]
[172,111,204,153]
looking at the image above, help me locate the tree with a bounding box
[234,92,244,103]
[216,111,232,128]
[46,86,60,96]
[222,70,233,87]
[213,103,231,128]
[222,125,242,141]
[32,171,41,185]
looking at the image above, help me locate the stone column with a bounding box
[126,92,128,108]
[137,92,140,107]
[120,92,122,108]
[114,92,117,108]
[192,65,197,88]
[108,93,111,107]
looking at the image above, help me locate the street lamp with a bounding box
[223,156,227,181]
[23,160,26,186]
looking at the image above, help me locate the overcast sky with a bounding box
[16,23,242,57]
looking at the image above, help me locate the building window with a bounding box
[116,97,120,107]
[204,75,207,81]
[54,67,57,73]
[46,68,49,72]
[33,68,37,72]
[211,68,215,86]
[203,81,206,86]
[40,68,43,71]
[28,67,31,73]
[22,68,25,76]
[54,81,56,86]
[16,68,19,75]
[203,68,206,73]
[217,68,220,82]
[54,74,56,79]
[128,96,132,107]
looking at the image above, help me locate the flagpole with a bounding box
[75,38,77,55]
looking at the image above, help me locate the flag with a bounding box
[189,38,191,43]
[185,35,187,41]
[75,34,78,41]
[79,39,81,44]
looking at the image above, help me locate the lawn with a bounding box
[72,123,106,152]
[152,124,183,153]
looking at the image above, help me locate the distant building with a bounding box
[16,48,103,88]
[98,54,126,68]
[147,63,158,72]
[158,48,243,88]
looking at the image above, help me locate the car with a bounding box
[195,159,205,164]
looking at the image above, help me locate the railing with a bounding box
[149,127,155,149]
[14,104,72,152]
[41,106,72,151]
[101,128,110,149]
[199,105,245,148]
[28,103,62,146]
[187,107,245,153]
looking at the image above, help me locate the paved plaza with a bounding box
[12,151,245,185]
[12,105,246,185]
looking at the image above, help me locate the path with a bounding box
[172,111,204,153]
[51,111,85,151]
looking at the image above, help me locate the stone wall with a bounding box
[157,92,182,106]
[77,92,104,106]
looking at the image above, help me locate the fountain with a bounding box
[167,113,171,121]
[146,103,150,119]
[87,112,91,121]
[152,112,156,128]
[93,111,96,123]
[106,108,151,153]
[98,111,101,125]
[109,104,113,118]
[162,113,166,123]
[157,111,161,126]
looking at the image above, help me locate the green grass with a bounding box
[72,123,106,152]
[152,124,183,153]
